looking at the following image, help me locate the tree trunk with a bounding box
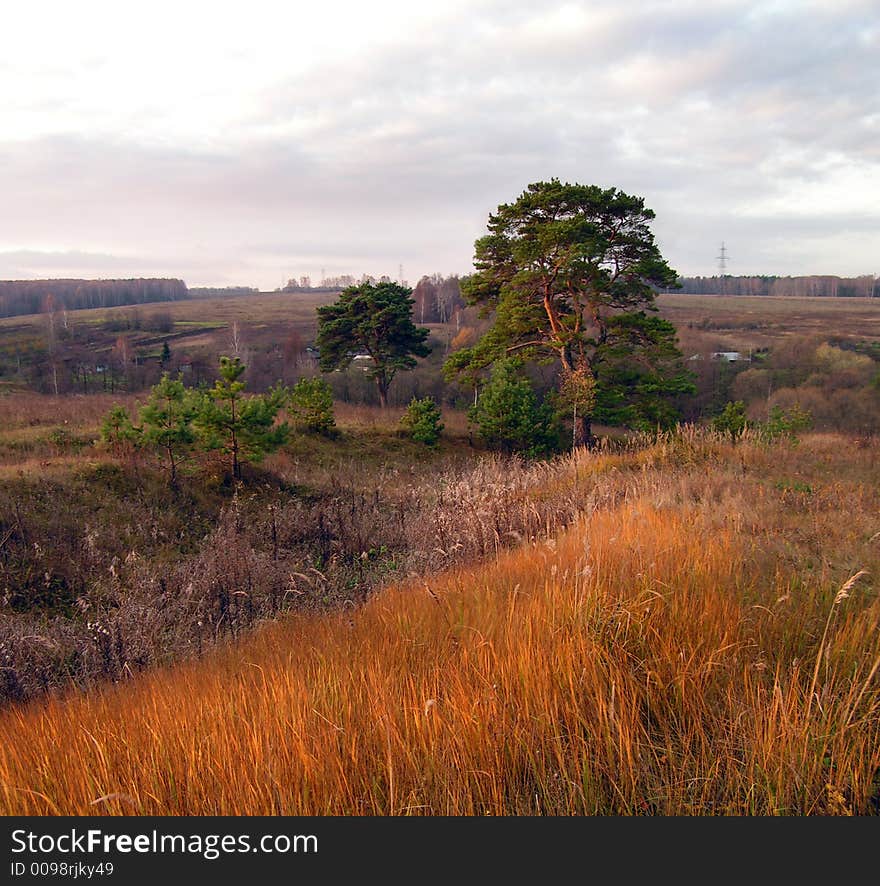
[573,413,596,449]
[231,402,240,480]
[377,379,388,409]
[231,429,240,480]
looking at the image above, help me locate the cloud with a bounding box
[0,0,878,285]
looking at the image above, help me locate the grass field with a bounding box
[658,293,880,354]
[0,429,878,815]
[0,291,336,333]
[0,289,462,403]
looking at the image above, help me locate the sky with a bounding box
[0,0,877,289]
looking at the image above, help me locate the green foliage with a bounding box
[401,396,444,447]
[763,404,813,442]
[774,478,813,495]
[468,359,558,457]
[316,281,431,407]
[592,313,696,430]
[100,405,140,456]
[290,376,336,435]
[194,356,289,480]
[160,341,171,364]
[711,401,748,440]
[444,179,689,445]
[139,373,199,485]
[48,427,82,452]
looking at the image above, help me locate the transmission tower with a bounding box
[717,242,729,276]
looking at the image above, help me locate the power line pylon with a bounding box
[717,242,729,275]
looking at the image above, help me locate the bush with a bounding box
[401,396,444,446]
[146,312,174,333]
[711,401,748,440]
[763,404,813,442]
[195,358,290,481]
[469,359,558,457]
[99,405,141,457]
[139,373,199,485]
[289,377,336,435]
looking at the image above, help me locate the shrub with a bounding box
[139,373,199,486]
[711,401,748,440]
[289,377,336,435]
[763,404,813,442]
[469,359,558,457]
[146,312,174,334]
[401,396,444,446]
[99,405,141,457]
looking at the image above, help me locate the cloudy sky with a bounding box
[1,0,877,289]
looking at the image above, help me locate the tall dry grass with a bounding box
[1,446,878,813]
[0,392,142,431]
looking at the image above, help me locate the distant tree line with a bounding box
[283,273,400,292]
[0,278,189,318]
[675,275,877,298]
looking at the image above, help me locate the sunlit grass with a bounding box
[1,455,877,814]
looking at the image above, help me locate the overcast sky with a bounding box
[1,0,877,289]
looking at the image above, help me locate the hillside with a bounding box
[1,430,878,815]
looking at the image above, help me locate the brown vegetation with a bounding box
[0,429,878,814]
[659,293,880,354]
[660,295,880,429]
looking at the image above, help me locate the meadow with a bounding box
[659,292,880,357]
[0,426,878,815]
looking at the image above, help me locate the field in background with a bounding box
[4,289,879,391]
[658,293,880,354]
[655,295,880,429]
[0,289,463,406]
[4,290,879,346]
[1,429,878,815]
[0,290,335,333]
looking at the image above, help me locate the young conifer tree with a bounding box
[195,356,289,480]
[139,372,198,486]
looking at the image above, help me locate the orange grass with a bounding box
[1,493,878,815]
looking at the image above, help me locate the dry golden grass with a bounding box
[332,401,470,436]
[1,433,878,815]
[0,392,143,467]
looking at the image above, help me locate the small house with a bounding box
[711,351,748,362]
